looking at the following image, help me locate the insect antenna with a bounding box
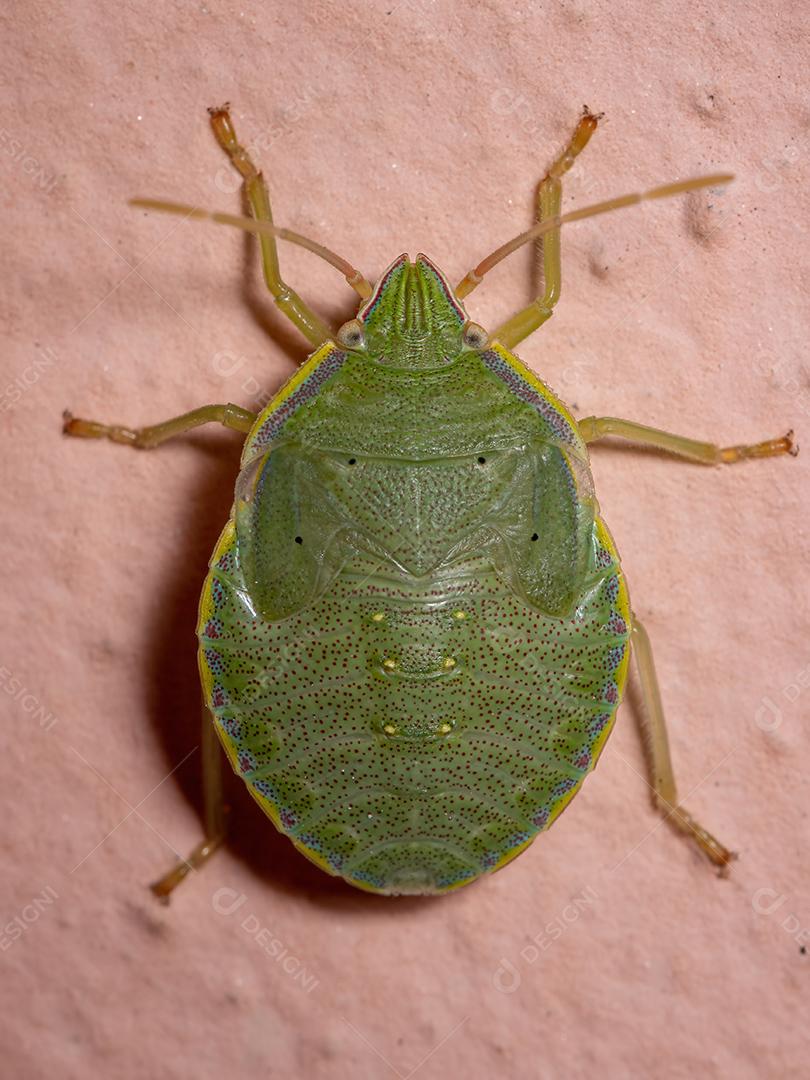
[455,172,735,299]
[129,197,372,299]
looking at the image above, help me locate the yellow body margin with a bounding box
[240,340,340,462]
[489,516,632,880]
[491,341,586,452]
[197,518,342,877]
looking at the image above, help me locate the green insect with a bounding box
[65,106,795,897]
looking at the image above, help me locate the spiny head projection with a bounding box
[337,254,488,371]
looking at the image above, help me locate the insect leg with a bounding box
[209,106,333,348]
[63,402,256,448]
[491,109,599,350]
[151,705,226,901]
[630,616,735,871]
[579,415,796,463]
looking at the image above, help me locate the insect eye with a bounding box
[336,319,366,350]
[462,322,489,350]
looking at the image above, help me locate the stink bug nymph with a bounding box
[64,106,795,897]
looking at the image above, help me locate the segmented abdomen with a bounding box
[198,515,630,895]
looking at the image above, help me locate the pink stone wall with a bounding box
[2,1,808,1077]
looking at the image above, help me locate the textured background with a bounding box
[2,1,809,1077]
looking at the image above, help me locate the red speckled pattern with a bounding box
[2,1,809,1077]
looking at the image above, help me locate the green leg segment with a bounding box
[631,617,735,870]
[151,707,227,902]
[493,109,599,350]
[580,415,796,464]
[209,106,332,348]
[63,402,256,448]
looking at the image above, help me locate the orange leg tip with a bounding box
[62,411,92,437]
[149,864,187,902]
[720,430,798,463]
[569,114,599,153]
[580,105,602,122]
[62,414,107,439]
[580,112,600,133]
[208,105,236,144]
[767,430,797,458]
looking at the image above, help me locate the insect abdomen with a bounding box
[198,515,630,895]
